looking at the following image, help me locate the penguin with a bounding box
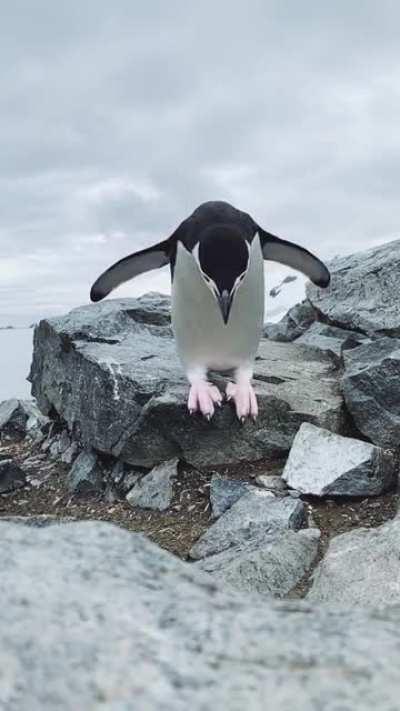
[90,201,330,421]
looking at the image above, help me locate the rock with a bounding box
[210,475,252,517]
[60,440,79,465]
[110,460,140,496]
[0,459,26,493]
[263,300,316,341]
[342,338,400,448]
[190,490,305,559]
[296,322,368,361]
[307,238,400,336]
[0,514,76,526]
[282,422,396,497]
[67,450,103,497]
[29,296,345,469]
[256,474,288,492]
[0,398,49,441]
[197,528,320,597]
[126,458,179,511]
[121,291,172,326]
[2,521,400,709]
[308,517,400,607]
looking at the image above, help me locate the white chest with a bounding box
[171,236,265,372]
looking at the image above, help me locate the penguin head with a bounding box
[194,225,250,324]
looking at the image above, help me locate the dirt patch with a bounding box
[1,438,399,577]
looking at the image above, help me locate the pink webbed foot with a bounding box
[187,381,223,419]
[226,380,258,422]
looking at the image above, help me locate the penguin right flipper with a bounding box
[258,228,330,288]
[90,239,171,302]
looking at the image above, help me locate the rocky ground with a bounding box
[3,237,400,710]
[1,423,399,594]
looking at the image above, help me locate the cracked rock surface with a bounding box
[29,294,345,469]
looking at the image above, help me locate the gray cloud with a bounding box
[1,1,400,324]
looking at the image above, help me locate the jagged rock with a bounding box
[0,398,49,441]
[282,422,396,497]
[210,475,253,517]
[126,458,179,511]
[308,517,400,606]
[307,238,400,336]
[110,460,140,496]
[342,338,400,448]
[60,440,79,465]
[256,474,288,493]
[67,450,103,497]
[296,322,368,361]
[3,521,400,710]
[190,490,305,559]
[263,300,316,341]
[49,431,69,459]
[0,459,26,493]
[29,296,344,468]
[197,528,320,597]
[121,291,172,326]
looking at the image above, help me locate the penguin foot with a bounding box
[226,381,258,421]
[187,381,223,419]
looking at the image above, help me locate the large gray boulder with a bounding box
[308,517,400,607]
[196,528,320,597]
[29,294,344,468]
[341,338,400,448]
[307,238,400,336]
[282,423,396,497]
[2,520,400,710]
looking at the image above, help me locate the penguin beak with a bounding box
[218,289,233,324]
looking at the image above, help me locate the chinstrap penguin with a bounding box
[90,201,330,421]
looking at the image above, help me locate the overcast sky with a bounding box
[1,1,400,325]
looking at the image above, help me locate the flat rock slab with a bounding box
[282,423,396,497]
[3,521,400,710]
[210,475,253,517]
[342,338,400,448]
[29,295,345,468]
[126,458,179,511]
[190,490,305,559]
[196,528,320,597]
[308,517,400,607]
[307,238,400,336]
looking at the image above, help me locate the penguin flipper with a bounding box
[90,239,170,302]
[258,228,330,288]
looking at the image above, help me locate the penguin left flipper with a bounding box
[90,239,171,302]
[259,228,330,288]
